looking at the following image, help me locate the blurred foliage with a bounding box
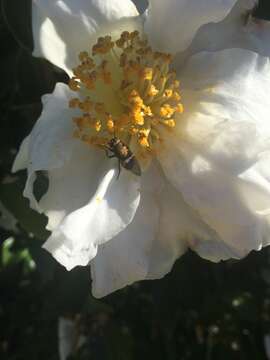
[1,0,270,359]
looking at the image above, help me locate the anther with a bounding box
[69,78,80,91]
[69,98,80,108]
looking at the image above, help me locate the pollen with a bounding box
[106,116,114,133]
[160,104,175,118]
[164,119,176,128]
[139,136,150,148]
[94,120,102,132]
[140,67,153,80]
[69,30,184,168]
[148,85,159,97]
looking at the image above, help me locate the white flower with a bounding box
[13,0,270,298]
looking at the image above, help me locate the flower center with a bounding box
[68,31,184,168]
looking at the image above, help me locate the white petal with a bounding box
[39,142,104,231]
[12,135,30,172]
[177,48,270,175]
[146,180,213,279]
[144,0,255,53]
[28,83,77,171]
[32,0,139,74]
[32,4,67,73]
[91,190,158,298]
[159,138,270,260]
[156,146,252,263]
[43,168,141,271]
[91,163,162,298]
[91,163,214,297]
[176,2,270,66]
[240,152,270,195]
[160,48,270,259]
[21,83,78,211]
[189,238,243,262]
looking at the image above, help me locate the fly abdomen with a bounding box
[121,155,141,176]
[105,137,141,177]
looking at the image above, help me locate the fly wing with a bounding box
[122,156,141,176]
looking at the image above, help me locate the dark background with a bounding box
[1,0,270,359]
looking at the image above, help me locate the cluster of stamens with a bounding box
[69,30,184,161]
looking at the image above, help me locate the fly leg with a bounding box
[117,160,121,179]
[105,149,115,159]
[105,149,121,179]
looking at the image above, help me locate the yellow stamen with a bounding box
[164,119,176,128]
[172,91,181,101]
[69,98,80,108]
[132,108,145,125]
[106,116,114,133]
[138,136,150,148]
[148,85,159,97]
[69,78,80,91]
[164,89,173,98]
[95,121,102,132]
[140,67,153,81]
[69,30,185,168]
[160,104,175,118]
[175,103,184,113]
[80,97,93,112]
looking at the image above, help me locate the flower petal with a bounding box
[146,180,214,279]
[177,48,270,176]
[159,137,270,261]
[189,238,244,262]
[43,168,141,271]
[91,163,214,297]
[32,0,139,74]
[176,3,270,67]
[91,163,162,298]
[38,142,104,231]
[91,190,158,298]
[28,83,77,171]
[158,48,270,260]
[32,3,67,72]
[19,83,78,211]
[144,0,255,53]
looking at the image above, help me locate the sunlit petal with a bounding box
[32,0,139,74]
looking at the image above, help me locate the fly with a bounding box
[105,137,141,178]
